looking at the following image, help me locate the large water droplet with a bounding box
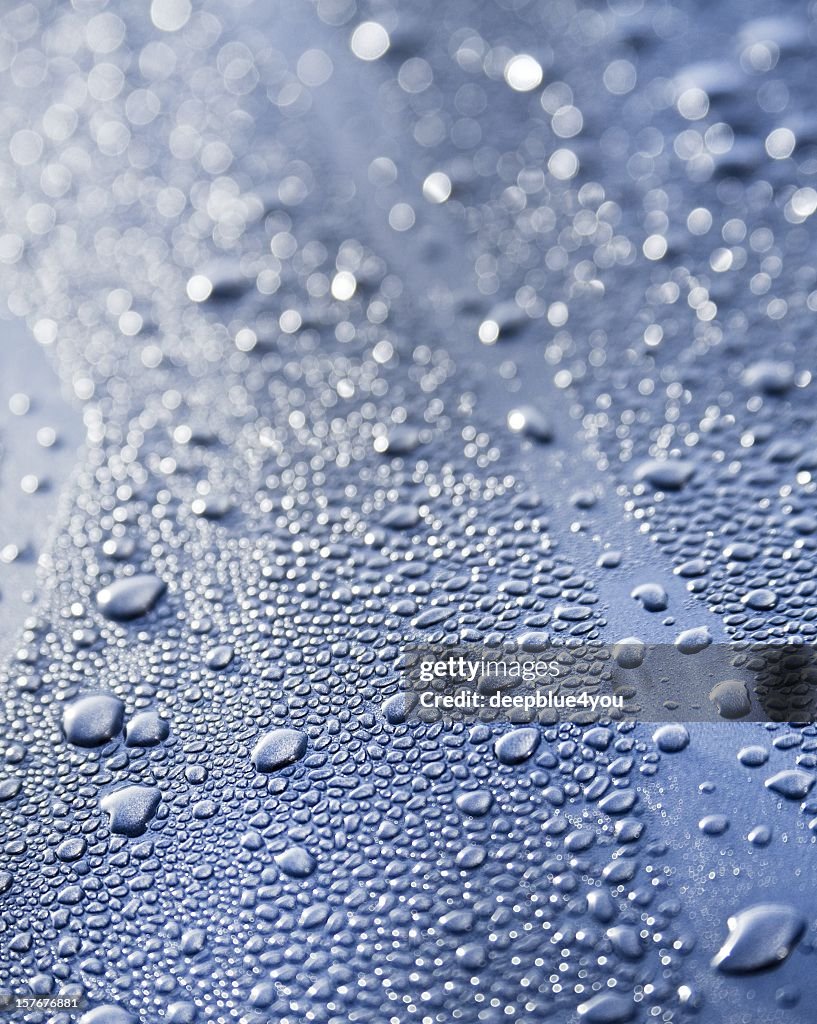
[713,904,805,973]
[633,458,695,490]
[495,727,540,765]
[251,728,308,772]
[96,574,166,621]
[101,785,161,837]
[653,724,690,753]
[63,695,125,747]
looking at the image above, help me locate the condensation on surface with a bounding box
[1,1,817,1022]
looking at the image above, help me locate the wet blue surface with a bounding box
[2,1,817,1022]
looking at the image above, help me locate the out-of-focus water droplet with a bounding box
[504,55,543,93]
[186,274,212,302]
[633,458,695,490]
[507,406,553,443]
[377,425,421,456]
[350,22,390,62]
[741,360,794,394]
[422,171,452,204]
[382,504,420,529]
[191,494,232,520]
[150,0,191,33]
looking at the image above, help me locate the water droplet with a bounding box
[456,790,494,816]
[577,991,635,1022]
[633,459,695,490]
[675,626,712,654]
[709,679,751,719]
[124,711,170,748]
[63,695,125,748]
[613,637,645,669]
[495,727,540,765]
[507,406,553,443]
[631,582,668,612]
[274,846,317,878]
[96,574,166,621]
[79,1007,137,1024]
[504,55,543,93]
[350,22,390,62]
[713,904,805,973]
[765,769,815,799]
[699,814,729,836]
[742,588,777,611]
[251,728,308,772]
[100,785,161,837]
[653,724,690,753]
[737,745,769,767]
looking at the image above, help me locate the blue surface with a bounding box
[2,1,817,1021]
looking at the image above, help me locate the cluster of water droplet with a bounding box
[1,0,817,1022]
